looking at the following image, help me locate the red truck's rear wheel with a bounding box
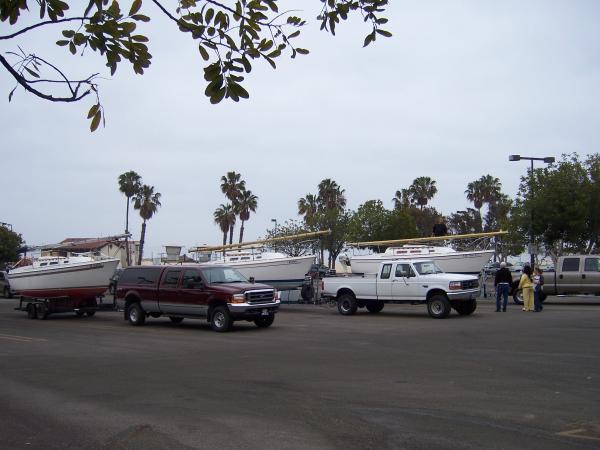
[127,303,146,326]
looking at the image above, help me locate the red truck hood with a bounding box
[210,282,274,295]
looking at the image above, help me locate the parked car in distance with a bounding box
[116,264,280,332]
[0,270,12,298]
[484,261,514,275]
[512,255,600,303]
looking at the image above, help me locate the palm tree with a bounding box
[298,194,319,228]
[317,178,346,211]
[392,188,411,210]
[465,179,485,231]
[408,177,437,210]
[220,171,246,244]
[237,190,258,243]
[214,204,235,246]
[133,184,162,265]
[118,171,141,266]
[479,174,502,204]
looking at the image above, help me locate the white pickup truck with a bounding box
[321,259,479,319]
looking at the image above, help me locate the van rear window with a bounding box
[119,267,161,285]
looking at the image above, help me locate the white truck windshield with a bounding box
[413,261,444,275]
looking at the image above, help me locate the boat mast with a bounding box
[346,230,508,247]
[189,230,331,253]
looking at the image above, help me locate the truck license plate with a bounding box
[261,309,269,316]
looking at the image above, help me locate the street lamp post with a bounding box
[508,154,555,267]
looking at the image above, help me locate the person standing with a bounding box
[494,261,512,312]
[518,265,535,312]
[533,266,544,312]
[432,217,448,237]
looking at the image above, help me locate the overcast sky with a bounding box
[2,0,599,257]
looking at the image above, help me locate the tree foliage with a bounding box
[510,153,600,262]
[0,225,24,266]
[1,0,390,131]
[346,199,416,249]
[298,178,348,268]
[263,219,318,257]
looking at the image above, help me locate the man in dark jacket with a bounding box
[494,262,513,312]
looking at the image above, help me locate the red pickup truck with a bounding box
[115,264,280,332]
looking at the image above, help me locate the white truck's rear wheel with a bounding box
[337,294,357,315]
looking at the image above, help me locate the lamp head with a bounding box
[543,157,555,164]
[508,155,521,161]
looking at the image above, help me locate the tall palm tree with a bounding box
[465,179,485,231]
[392,188,411,210]
[220,171,246,244]
[118,170,141,266]
[298,194,319,228]
[408,177,437,210]
[237,190,258,243]
[133,184,162,265]
[214,204,235,246]
[317,178,346,211]
[479,174,502,204]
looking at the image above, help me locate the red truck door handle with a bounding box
[582,274,586,279]
[559,274,563,279]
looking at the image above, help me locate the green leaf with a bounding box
[56,40,69,46]
[129,0,142,16]
[296,48,309,55]
[8,86,16,102]
[131,35,148,42]
[87,104,99,119]
[198,44,210,61]
[209,87,226,104]
[62,30,75,38]
[131,14,150,22]
[90,111,102,132]
[69,42,76,54]
[375,29,392,37]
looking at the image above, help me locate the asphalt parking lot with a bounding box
[1,297,599,450]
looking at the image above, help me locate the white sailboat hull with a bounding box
[349,250,493,275]
[206,255,315,290]
[8,259,120,299]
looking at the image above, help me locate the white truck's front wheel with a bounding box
[427,294,451,319]
[337,294,358,316]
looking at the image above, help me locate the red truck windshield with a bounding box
[200,267,247,284]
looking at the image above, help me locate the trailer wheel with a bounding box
[27,303,37,320]
[337,294,358,316]
[427,294,451,319]
[366,301,384,313]
[127,303,146,326]
[210,306,232,332]
[301,284,314,302]
[36,302,48,320]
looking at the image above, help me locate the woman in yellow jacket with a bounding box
[518,265,534,311]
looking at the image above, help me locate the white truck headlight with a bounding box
[449,281,462,290]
